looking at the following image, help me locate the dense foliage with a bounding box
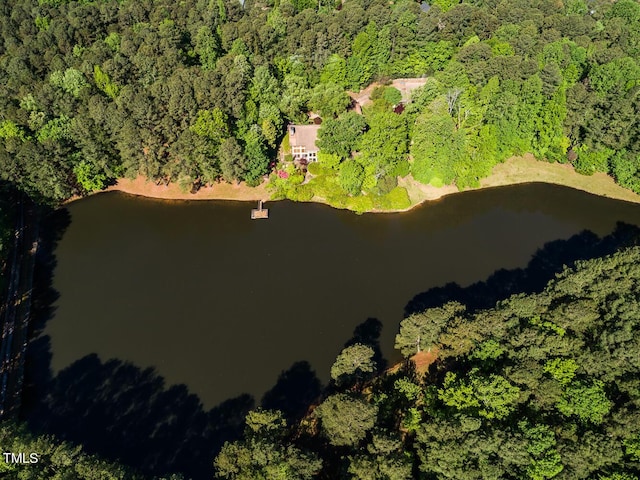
[215,246,640,479]
[0,421,185,479]
[1,0,640,206]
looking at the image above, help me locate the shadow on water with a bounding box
[26,347,253,479]
[22,208,256,480]
[404,221,640,316]
[261,361,323,424]
[343,317,388,373]
[20,207,640,480]
[258,318,390,424]
[21,207,68,411]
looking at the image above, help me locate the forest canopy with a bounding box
[0,0,639,205]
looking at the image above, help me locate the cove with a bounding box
[35,183,640,411]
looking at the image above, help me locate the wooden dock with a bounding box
[251,200,269,219]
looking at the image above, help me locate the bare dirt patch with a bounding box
[411,349,438,376]
[104,176,270,202]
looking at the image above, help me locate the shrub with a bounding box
[574,147,612,175]
[347,195,374,214]
[378,187,411,210]
[338,160,365,195]
[288,173,305,185]
[373,175,398,196]
[307,162,329,176]
[326,193,349,210]
[317,151,342,170]
[308,173,347,199]
[287,184,314,202]
[383,87,402,105]
[281,131,291,154]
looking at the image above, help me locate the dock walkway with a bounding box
[251,200,269,219]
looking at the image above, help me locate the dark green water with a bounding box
[45,184,640,408]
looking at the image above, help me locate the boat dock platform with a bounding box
[251,200,269,219]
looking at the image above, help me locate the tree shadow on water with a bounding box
[24,346,253,480]
[343,317,387,373]
[29,207,69,339]
[405,222,640,316]
[21,206,255,480]
[261,361,322,424]
[259,319,389,424]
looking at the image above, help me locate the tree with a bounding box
[346,29,375,89]
[316,112,367,159]
[348,434,412,480]
[0,120,27,142]
[330,344,376,385]
[395,302,465,357]
[307,83,350,118]
[74,159,107,192]
[544,358,579,386]
[358,108,409,180]
[590,57,640,98]
[410,100,464,186]
[249,66,281,107]
[280,75,311,123]
[190,108,229,143]
[219,137,248,183]
[194,26,220,71]
[624,434,640,461]
[438,369,521,420]
[320,54,348,86]
[598,474,639,480]
[245,409,287,436]
[383,87,402,106]
[556,380,612,424]
[315,394,378,447]
[37,116,72,144]
[520,421,564,480]
[215,439,322,480]
[0,420,136,479]
[215,408,321,479]
[50,68,89,97]
[241,126,270,186]
[93,65,119,100]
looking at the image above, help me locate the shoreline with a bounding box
[67,154,640,211]
[396,153,640,211]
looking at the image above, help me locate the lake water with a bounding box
[40,184,640,411]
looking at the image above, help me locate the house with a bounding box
[288,124,320,162]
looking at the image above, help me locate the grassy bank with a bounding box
[400,154,640,210]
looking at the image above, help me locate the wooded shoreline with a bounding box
[68,155,640,212]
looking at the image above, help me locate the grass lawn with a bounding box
[400,154,640,209]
